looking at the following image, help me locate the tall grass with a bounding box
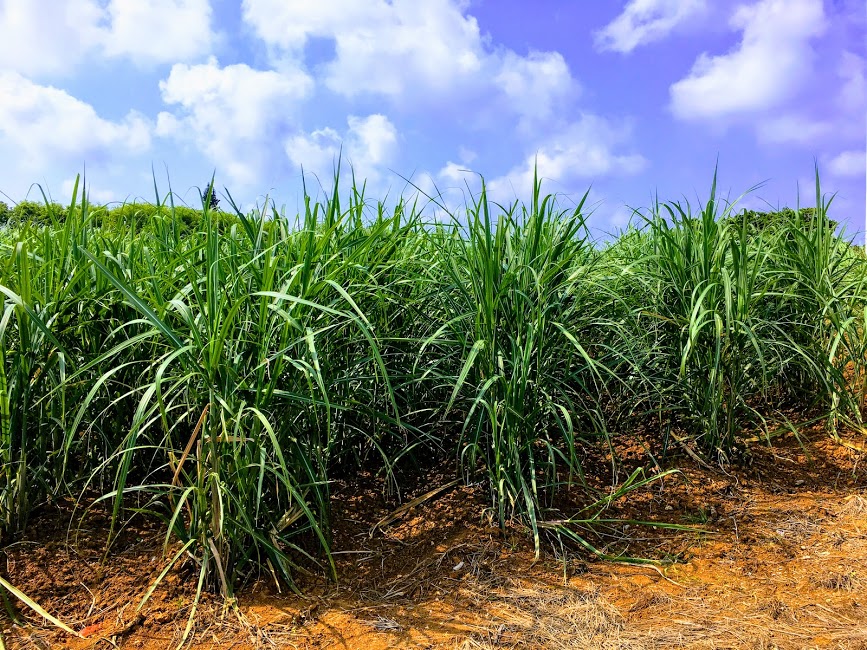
[0,167,864,618]
[629,174,783,454]
[416,172,621,555]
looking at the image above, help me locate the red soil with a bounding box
[3,428,866,649]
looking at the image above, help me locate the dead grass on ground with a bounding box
[3,429,866,649]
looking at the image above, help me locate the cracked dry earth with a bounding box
[3,428,866,650]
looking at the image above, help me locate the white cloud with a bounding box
[156,58,313,187]
[827,150,866,177]
[0,0,214,76]
[241,0,577,123]
[595,0,706,53]
[756,114,832,146]
[346,114,398,169]
[284,114,399,192]
[61,177,117,205]
[838,51,866,114]
[487,115,647,204]
[494,51,575,124]
[458,147,477,164]
[438,161,470,184]
[242,0,481,95]
[605,206,636,230]
[100,0,215,65]
[0,0,104,76]
[0,71,150,170]
[398,165,485,222]
[670,0,826,120]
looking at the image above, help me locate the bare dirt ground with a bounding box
[3,427,866,650]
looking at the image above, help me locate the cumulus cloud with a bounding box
[827,150,866,177]
[60,177,117,205]
[486,115,647,204]
[494,51,575,124]
[0,71,150,169]
[756,114,832,146]
[595,0,706,53]
[838,51,866,114]
[101,0,215,65]
[242,0,481,95]
[0,0,104,76]
[241,0,577,122]
[438,161,470,184]
[284,114,399,192]
[405,152,482,212]
[0,0,215,76]
[457,147,477,164]
[670,0,826,120]
[156,58,313,187]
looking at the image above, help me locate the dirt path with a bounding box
[4,431,866,649]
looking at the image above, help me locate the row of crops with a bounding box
[1,169,865,604]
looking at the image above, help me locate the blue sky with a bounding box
[0,0,864,240]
